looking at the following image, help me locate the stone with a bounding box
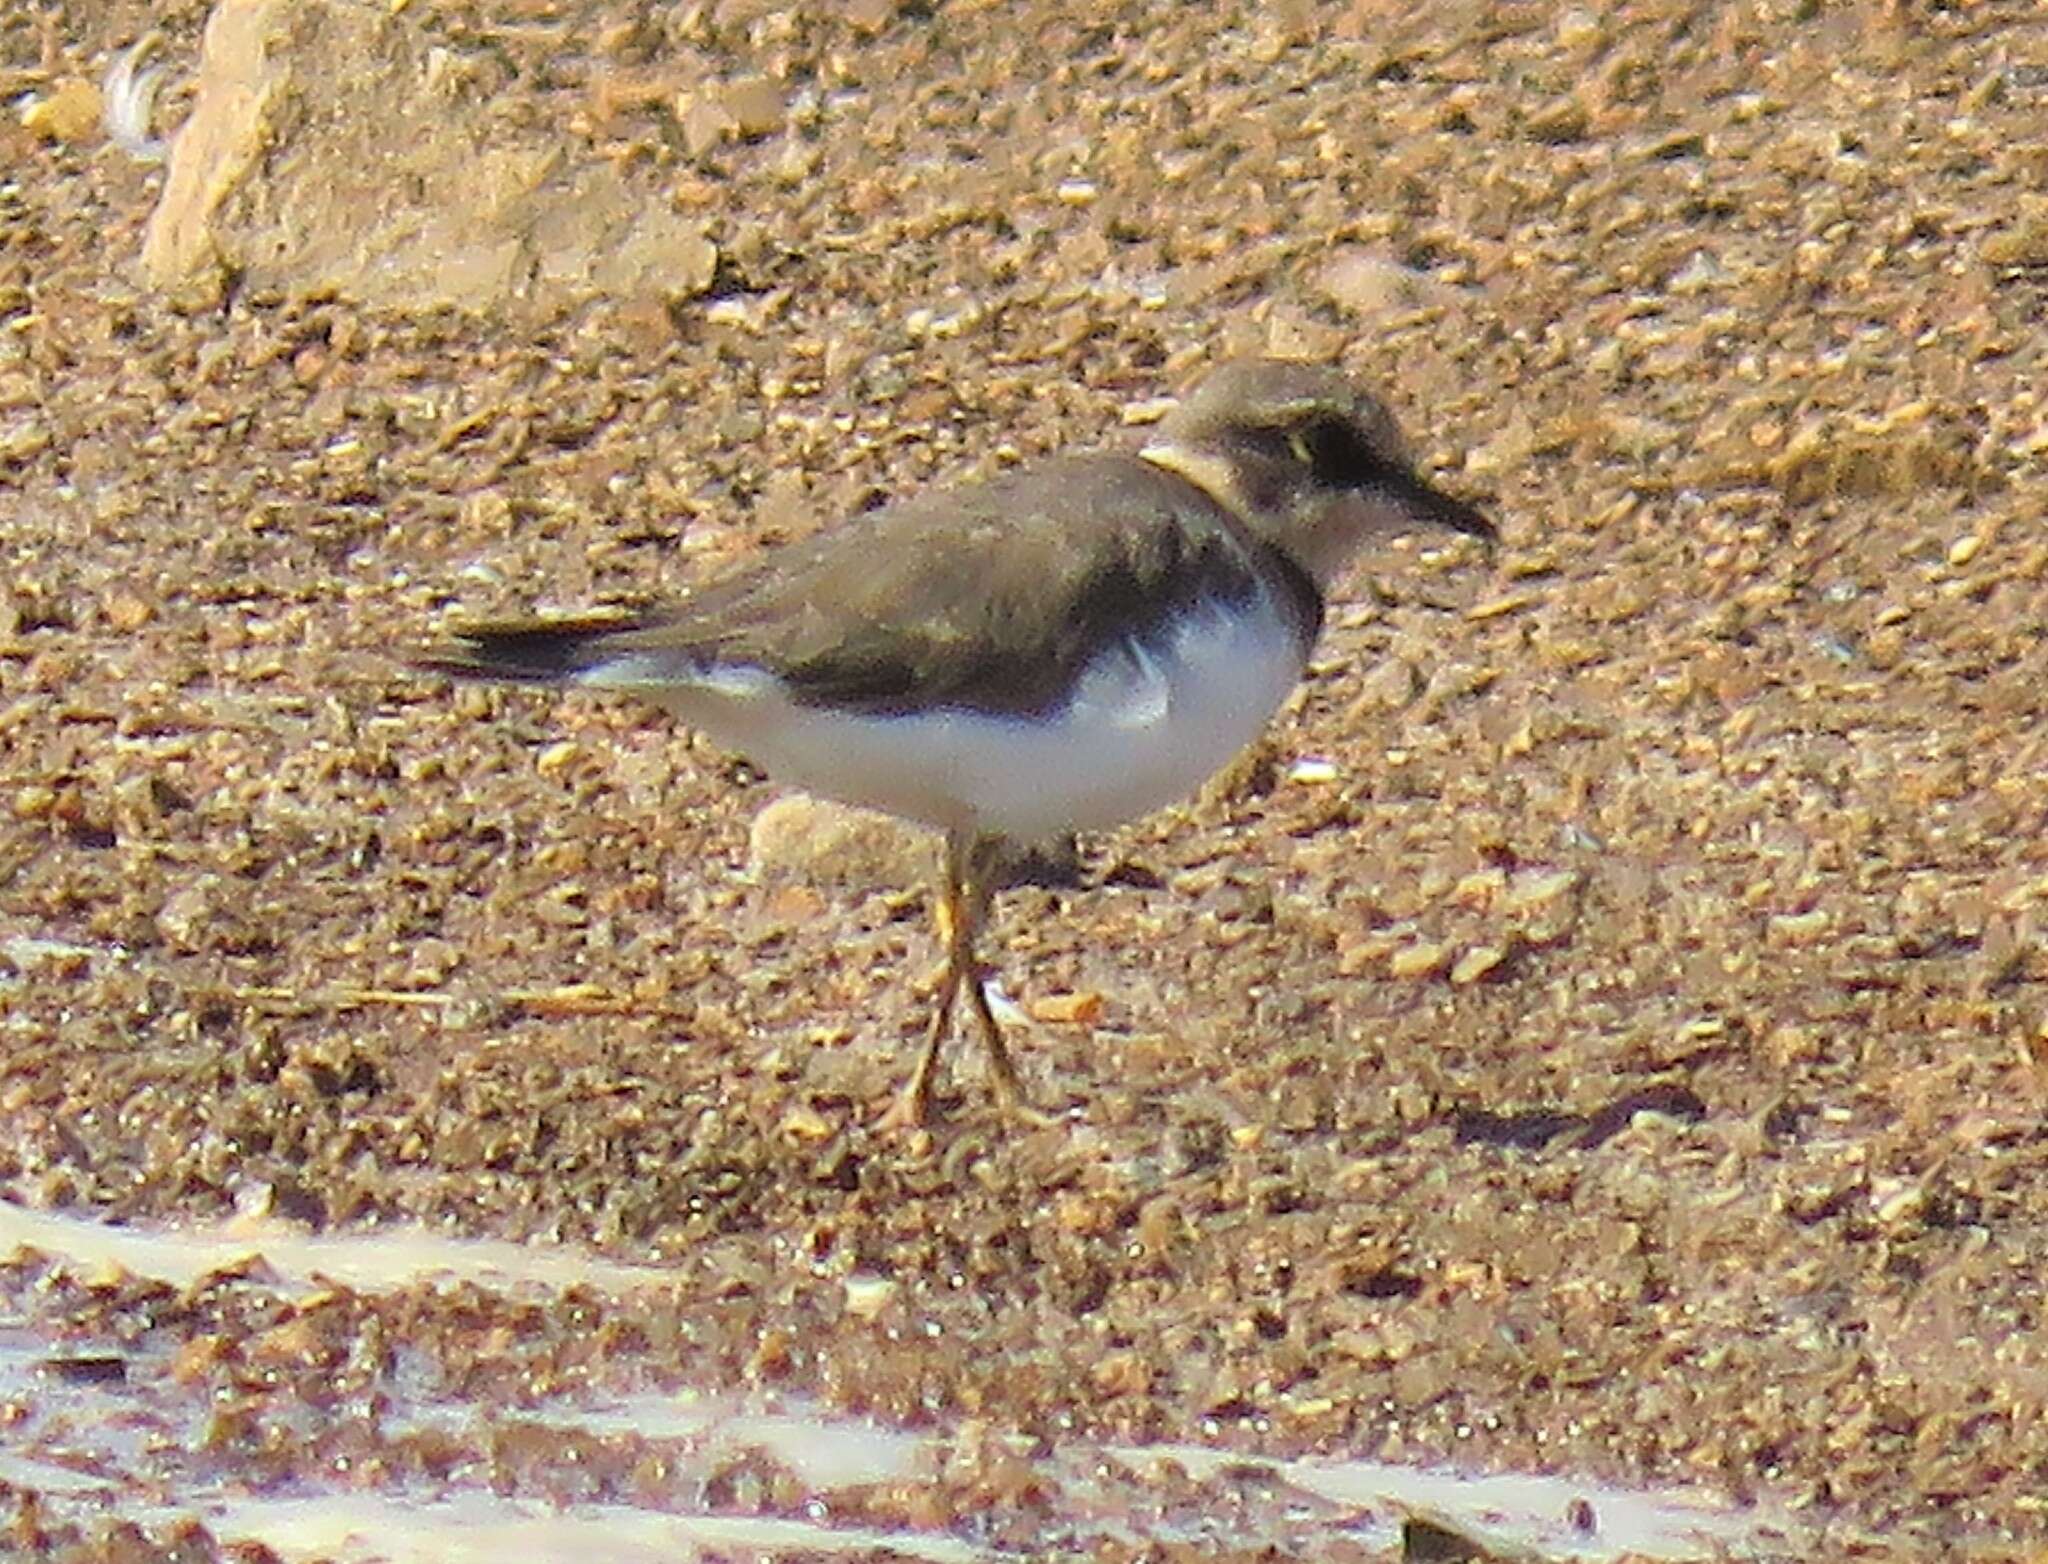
[139,0,718,314]
[20,79,103,143]
[746,795,933,892]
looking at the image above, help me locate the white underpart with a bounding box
[584,589,1306,839]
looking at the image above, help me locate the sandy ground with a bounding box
[0,1,2045,1559]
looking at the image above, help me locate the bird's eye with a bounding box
[1245,420,1395,489]
[1296,416,1393,490]
[1241,427,1297,466]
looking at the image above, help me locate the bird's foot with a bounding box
[874,1066,937,1134]
[983,1031,1062,1129]
[990,1075,1062,1130]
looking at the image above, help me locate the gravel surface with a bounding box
[1,2,2044,1559]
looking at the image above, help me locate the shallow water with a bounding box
[0,1202,1806,1560]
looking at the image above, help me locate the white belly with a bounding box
[598,592,1307,839]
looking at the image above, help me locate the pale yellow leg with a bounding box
[964,948,1056,1128]
[877,832,1053,1129]
[877,832,972,1130]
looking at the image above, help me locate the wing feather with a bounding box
[425,454,1316,717]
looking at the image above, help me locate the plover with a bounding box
[421,359,1493,1127]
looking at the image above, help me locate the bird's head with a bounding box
[1140,358,1494,587]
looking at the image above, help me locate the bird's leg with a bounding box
[877,830,971,1131]
[878,831,1054,1130]
[959,833,1057,1127]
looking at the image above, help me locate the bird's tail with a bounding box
[414,615,642,686]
